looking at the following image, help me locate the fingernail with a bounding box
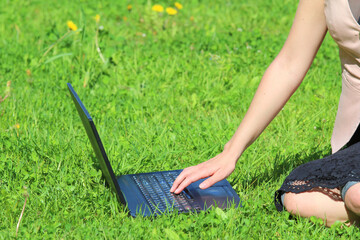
[170,187,174,192]
[199,183,206,189]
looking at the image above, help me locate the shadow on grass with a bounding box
[231,145,333,189]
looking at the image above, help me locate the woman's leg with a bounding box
[283,190,360,227]
[281,124,360,227]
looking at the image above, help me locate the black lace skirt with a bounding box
[274,126,360,211]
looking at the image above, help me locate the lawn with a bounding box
[1,0,359,238]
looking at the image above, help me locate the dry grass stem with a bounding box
[95,26,106,64]
[0,95,9,103]
[16,195,28,237]
[0,81,11,103]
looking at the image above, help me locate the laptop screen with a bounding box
[67,83,125,203]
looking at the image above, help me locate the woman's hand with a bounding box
[170,145,240,194]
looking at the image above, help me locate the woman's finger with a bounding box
[199,171,226,189]
[172,167,212,194]
[170,169,189,192]
[173,176,196,194]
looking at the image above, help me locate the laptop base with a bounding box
[117,170,241,217]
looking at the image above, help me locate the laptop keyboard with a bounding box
[133,172,201,213]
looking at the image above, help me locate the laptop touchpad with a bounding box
[199,187,228,197]
[197,187,233,208]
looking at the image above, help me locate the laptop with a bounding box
[67,83,241,217]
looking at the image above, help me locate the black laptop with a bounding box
[67,83,241,217]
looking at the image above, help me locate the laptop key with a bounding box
[133,172,200,214]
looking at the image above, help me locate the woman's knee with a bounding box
[283,192,312,216]
[344,183,360,215]
[283,193,298,214]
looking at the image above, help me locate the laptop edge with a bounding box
[67,83,126,204]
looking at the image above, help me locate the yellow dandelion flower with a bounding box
[174,2,183,10]
[127,4,132,11]
[123,16,128,21]
[190,16,194,21]
[94,14,100,23]
[15,123,20,129]
[67,21,78,31]
[166,7,177,15]
[152,4,164,12]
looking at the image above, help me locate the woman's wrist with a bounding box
[223,140,243,162]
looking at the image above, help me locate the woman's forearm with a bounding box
[225,55,310,158]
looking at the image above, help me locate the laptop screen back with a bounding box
[67,83,125,203]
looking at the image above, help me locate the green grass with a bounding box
[1,0,358,238]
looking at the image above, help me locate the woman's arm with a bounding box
[171,0,328,194]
